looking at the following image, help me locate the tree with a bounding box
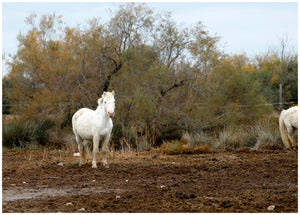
[252,50,298,108]
[102,3,154,92]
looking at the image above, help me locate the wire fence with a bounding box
[2,101,298,113]
[2,101,298,107]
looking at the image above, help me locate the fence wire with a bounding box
[2,101,297,110]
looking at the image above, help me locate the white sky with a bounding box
[1,1,298,76]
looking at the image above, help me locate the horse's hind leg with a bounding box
[75,134,84,166]
[287,126,296,150]
[83,140,92,163]
[288,127,297,150]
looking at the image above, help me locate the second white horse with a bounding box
[279,106,298,150]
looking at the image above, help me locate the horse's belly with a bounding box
[99,128,110,136]
[75,117,95,140]
[77,128,94,140]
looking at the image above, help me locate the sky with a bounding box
[1,1,298,76]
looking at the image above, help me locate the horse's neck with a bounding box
[95,104,108,120]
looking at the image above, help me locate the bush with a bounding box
[3,118,55,148]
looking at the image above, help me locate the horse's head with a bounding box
[98,91,115,118]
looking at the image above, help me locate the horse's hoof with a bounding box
[92,165,97,168]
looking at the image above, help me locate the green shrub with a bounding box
[3,119,55,148]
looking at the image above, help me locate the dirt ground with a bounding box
[2,148,298,213]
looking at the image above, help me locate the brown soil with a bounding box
[2,148,298,212]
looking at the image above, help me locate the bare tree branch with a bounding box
[160,79,184,97]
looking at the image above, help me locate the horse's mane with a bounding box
[97,91,115,106]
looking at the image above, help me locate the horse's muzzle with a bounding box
[108,112,115,118]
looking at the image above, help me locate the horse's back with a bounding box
[289,106,298,128]
[72,108,96,140]
[287,106,298,115]
[73,108,92,122]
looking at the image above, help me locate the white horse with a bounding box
[72,91,115,168]
[279,106,298,150]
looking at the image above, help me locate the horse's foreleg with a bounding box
[92,136,100,168]
[101,134,110,168]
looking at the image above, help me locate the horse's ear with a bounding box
[112,90,115,96]
[102,92,107,97]
[98,98,103,105]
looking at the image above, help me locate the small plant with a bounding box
[193,144,211,154]
[159,140,188,155]
[159,139,211,155]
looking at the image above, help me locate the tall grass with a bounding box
[159,115,284,154]
[216,116,283,150]
[253,119,283,150]
[3,119,55,148]
[216,126,257,150]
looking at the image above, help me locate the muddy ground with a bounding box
[2,148,298,213]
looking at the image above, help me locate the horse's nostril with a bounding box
[108,112,115,117]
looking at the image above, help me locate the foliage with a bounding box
[2,3,297,150]
[252,53,298,107]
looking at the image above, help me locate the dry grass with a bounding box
[216,127,256,150]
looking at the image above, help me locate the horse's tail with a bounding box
[279,110,290,149]
[72,113,77,134]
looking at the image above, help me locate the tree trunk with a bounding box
[99,62,123,95]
